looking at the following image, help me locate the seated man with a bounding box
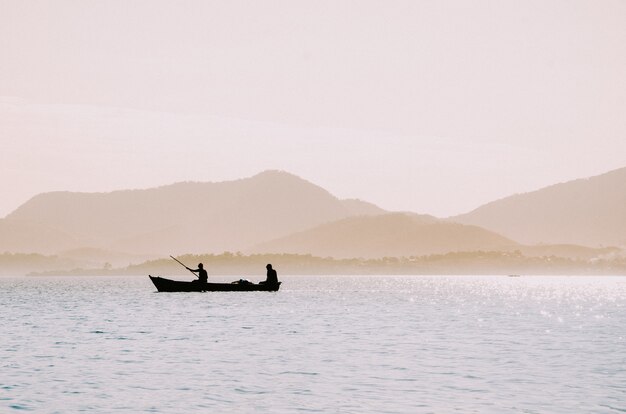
[259,263,278,285]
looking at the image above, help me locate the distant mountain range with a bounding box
[453,167,626,247]
[1,168,624,269]
[1,171,384,256]
[253,213,517,259]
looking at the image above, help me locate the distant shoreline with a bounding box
[0,251,620,277]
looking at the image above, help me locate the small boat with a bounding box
[149,275,281,292]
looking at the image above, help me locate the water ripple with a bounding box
[1,275,625,413]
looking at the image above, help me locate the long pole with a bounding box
[170,255,199,279]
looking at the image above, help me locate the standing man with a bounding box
[186,263,208,284]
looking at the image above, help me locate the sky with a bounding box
[1,0,625,218]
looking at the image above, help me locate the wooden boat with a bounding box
[149,275,281,292]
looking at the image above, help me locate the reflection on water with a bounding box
[1,275,625,413]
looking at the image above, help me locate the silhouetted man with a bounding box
[260,263,278,285]
[186,263,208,284]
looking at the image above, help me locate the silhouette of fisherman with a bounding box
[186,263,208,284]
[260,263,278,286]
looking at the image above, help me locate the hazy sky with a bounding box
[1,0,625,218]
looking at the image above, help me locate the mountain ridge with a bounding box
[1,170,387,255]
[2,167,624,269]
[252,212,518,259]
[453,166,626,246]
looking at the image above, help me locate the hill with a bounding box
[2,170,386,255]
[251,213,517,259]
[0,218,85,254]
[453,167,626,247]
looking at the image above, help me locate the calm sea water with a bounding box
[1,275,625,413]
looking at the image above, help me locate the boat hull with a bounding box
[149,275,281,292]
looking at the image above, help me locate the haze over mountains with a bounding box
[253,213,517,259]
[1,167,624,269]
[1,171,384,256]
[454,167,626,247]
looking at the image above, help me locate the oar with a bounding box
[170,255,199,279]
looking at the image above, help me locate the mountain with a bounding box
[6,167,623,265]
[453,167,626,247]
[1,170,386,255]
[251,213,517,259]
[0,219,84,254]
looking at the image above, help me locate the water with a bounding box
[1,275,625,413]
